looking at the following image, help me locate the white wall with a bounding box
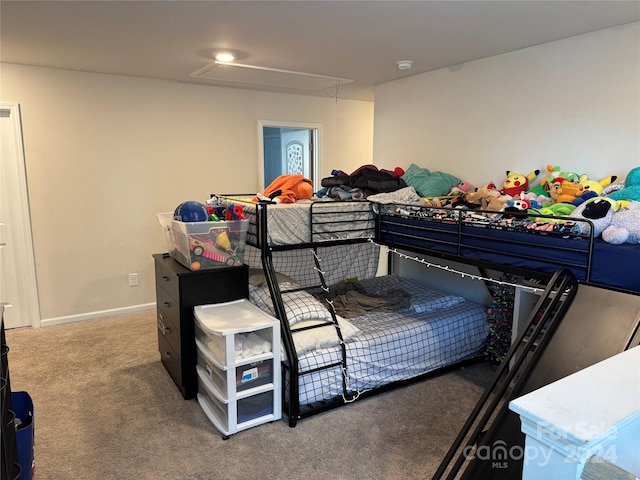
[0,64,374,322]
[373,23,640,186]
[4,23,637,322]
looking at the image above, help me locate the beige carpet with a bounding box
[5,310,494,480]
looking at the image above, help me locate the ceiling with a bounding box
[1,1,639,101]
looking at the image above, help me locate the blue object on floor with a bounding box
[11,391,34,480]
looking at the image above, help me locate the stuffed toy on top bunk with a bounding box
[571,197,640,245]
[254,174,314,203]
[500,169,540,197]
[607,166,640,202]
[601,201,640,244]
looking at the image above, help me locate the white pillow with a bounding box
[249,284,333,326]
[359,275,465,313]
[291,316,360,354]
[405,284,465,313]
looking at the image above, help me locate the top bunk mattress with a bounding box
[217,196,375,247]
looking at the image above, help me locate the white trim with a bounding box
[257,120,322,192]
[40,303,156,328]
[0,102,41,328]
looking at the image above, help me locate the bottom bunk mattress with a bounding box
[291,276,489,406]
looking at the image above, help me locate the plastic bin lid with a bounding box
[194,299,278,334]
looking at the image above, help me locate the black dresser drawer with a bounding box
[154,257,181,300]
[156,308,180,358]
[156,284,180,330]
[158,333,182,392]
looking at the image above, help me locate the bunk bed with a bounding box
[214,194,639,427]
[215,196,491,426]
[373,201,640,294]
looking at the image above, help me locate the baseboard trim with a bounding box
[40,303,156,328]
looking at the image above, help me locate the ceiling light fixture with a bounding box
[214,52,235,62]
[397,60,413,70]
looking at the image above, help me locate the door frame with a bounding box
[1,102,41,328]
[257,120,321,192]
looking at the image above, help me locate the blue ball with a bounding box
[174,201,209,222]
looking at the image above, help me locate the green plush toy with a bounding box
[529,164,580,197]
[547,203,576,216]
[531,203,576,220]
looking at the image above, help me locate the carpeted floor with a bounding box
[5,310,495,480]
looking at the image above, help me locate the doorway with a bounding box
[0,103,40,328]
[258,121,320,192]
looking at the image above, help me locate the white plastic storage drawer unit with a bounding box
[194,299,281,438]
[197,344,274,397]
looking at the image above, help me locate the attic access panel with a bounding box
[190,62,353,93]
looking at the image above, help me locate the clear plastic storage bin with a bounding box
[157,212,248,270]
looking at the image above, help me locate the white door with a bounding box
[259,121,320,193]
[0,103,40,328]
[281,129,311,179]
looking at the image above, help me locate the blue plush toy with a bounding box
[608,166,640,202]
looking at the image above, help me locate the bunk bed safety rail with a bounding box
[374,202,596,284]
[214,195,376,250]
[308,200,375,245]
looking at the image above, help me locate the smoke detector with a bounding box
[396,60,413,70]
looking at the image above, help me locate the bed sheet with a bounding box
[220,197,375,246]
[295,297,488,406]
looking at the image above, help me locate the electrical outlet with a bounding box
[128,273,139,287]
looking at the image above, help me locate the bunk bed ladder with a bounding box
[260,243,358,427]
[432,268,579,480]
[310,246,351,401]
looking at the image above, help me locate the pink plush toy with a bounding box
[449,180,476,196]
[519,191,547,209]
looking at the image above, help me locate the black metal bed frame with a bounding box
[246,200,375,426]
[218,196,606,427]
[433,268,580,479]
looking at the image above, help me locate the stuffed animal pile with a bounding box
[313,162,639,245]
[394,164,640,245]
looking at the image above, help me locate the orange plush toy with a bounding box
[254,174,314,203]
